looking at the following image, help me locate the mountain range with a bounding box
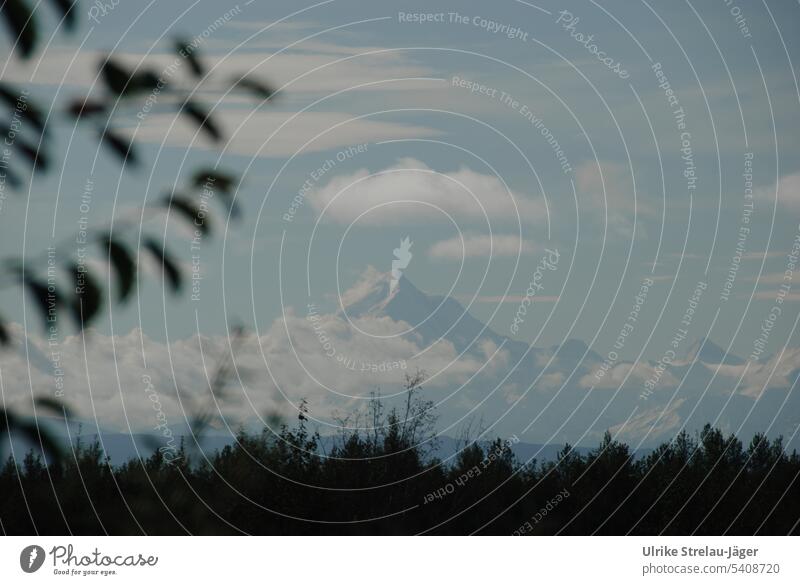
[336,269,800,449]
[6,268,798,464]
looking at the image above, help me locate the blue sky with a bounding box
[1,0,800,438]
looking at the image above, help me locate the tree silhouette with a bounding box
[3,400,799,534]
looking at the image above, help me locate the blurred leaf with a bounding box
[165,194,211,236]
[67,97,106,119]
[11,266,58,331]
[233,75,276,101]
[179,99,221,142]
[192,168,237,194]
[0,408,12,433]
[1,164,24,190]
[34,396,73,420]
[192,168,240,218]
[143,239,182,293]
[0,83,46,133]
[48,0,77,30]
[100,128,138,166]
[101,236,136,302]
[22,277,59,332]
[190,413,212,438]
[175,38,204,77]
[12,137,49,171]
[100,58,133,95]
[132,69,161,93]
[0,314,9,345]
[1,0,38,58]
[100,57,163,98]
[68,263,102,327]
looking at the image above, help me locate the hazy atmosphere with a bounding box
[1,0,799,541]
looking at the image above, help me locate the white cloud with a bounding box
[742,251,786,260]
[223,20,321,32]
[428,234,534,260]
[734,348,800,397]
[2,296,798,443]
[610,398,685,442]
[757,172,800,212]
[136,110,440,158]
[751,291,800,302]
[0,301,484,433]
[2,47,438,95]
[2,46,443,158]
[745,273,793,285]
[458,295,560,304]
[309,158,545,225]
[580,361,678,390]
[537,372,565,392]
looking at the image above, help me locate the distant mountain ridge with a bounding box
[11,270,797,454]
[335,269,799,449]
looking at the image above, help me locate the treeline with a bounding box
[2,415,798,535]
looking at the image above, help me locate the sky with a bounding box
[1,0,799,442]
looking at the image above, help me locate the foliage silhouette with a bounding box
[2,403,799,535]
[0,0,274,470]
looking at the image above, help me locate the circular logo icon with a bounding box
[20,545,46,573]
